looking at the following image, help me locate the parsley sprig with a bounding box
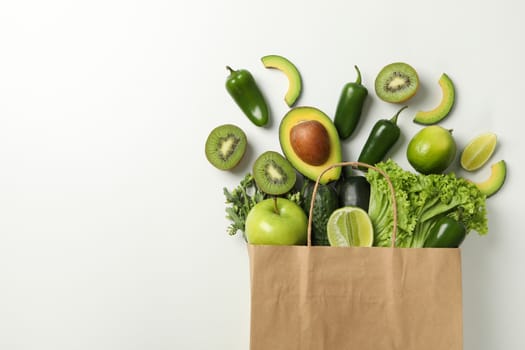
[223,173,301,239]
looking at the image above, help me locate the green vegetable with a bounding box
[333,65,368,140]
[424,216,466,248]
[225,66,269,127]
[336,175,370,211]
[224,173,301,239]
[358,106,407,167]
[365,159,487,248]
[300,179,339,246]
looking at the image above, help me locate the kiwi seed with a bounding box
[205,124,247,170]
[375,62,420,103]
[253,151,296,195]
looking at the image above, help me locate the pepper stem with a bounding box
[390,105,409,124]
[226,66,235,75]
[354,65,362,85]
[273,196,279,215]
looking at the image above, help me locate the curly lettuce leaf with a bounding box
[366,159,488,248]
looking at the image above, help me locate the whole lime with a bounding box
[406,125,457,174]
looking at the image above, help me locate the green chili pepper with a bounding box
[225,66,269,127]
[357,105,408,167]
[424,216,467,248]
[334,65,368,140]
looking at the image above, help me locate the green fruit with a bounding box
[245,197,308,245]
[253,151,297,195]
[327,206,374,247]
[301,180,339,246]
[460,132,497,171]
[279,106,342,184]
[473,160,507,197]
[407,125,457,174]
[261,54,302,107]
[205,124,247,170]
[413,73,455,125]
[375,62,420,103]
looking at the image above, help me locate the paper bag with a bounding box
[247,162,463,350]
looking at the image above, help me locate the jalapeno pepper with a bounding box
[357,105,408,167]
[225,66,269,127]
[424,216,466,248]
[333,65,368,140]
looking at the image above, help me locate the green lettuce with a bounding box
[366,159,488,247]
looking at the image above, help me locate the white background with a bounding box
[0,1,523,349]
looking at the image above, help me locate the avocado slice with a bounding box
[474,160,507,197]
[279,106,342,184]
[261,54,302,107]
[413,73,455,125]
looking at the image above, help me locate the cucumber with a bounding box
[301,180,339,246]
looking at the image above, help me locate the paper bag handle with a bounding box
[307,162,398,248]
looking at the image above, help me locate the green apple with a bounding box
[245,197,308,245]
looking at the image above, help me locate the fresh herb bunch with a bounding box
[224,173,301,239]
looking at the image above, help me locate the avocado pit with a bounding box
[290,120,331,166]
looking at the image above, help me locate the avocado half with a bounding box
[474,160,507,197]
[413,73,455,125]
[261,54,302,107]
[279,106,342,184]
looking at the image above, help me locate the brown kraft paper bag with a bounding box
[247,162,463,350]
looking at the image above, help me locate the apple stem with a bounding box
[273,196,279,215]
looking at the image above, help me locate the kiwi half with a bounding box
[253,151,296,195]
[205,124,247,170]
[375,62,419,103]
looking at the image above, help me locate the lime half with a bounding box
[327,206,374,247]
[460,132,497,171]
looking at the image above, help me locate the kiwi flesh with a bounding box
[375,62,419,103]
[205,124,247,170]
[253,151,296,195]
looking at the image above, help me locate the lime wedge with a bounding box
[327,206,374,247]
[460,132,497,171]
